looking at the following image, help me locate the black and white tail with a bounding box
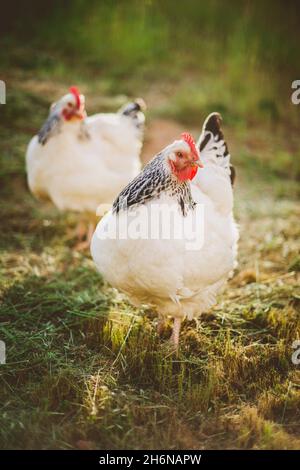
[197,112,235,186]
[119,98,146,135]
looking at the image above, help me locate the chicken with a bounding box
[26,86,145,246]
[91,113,238,349]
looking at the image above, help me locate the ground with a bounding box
[0,75,299,450]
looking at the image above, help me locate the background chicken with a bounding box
[26,86,145,247]
[91,114,238,349]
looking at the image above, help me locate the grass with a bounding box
[0,0,300,450]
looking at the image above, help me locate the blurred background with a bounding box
[0,0,300,450]
[1,0,300,185]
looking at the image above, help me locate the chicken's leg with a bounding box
[75,221,95,251]
[157,317,167,336]
[170,317,181,351]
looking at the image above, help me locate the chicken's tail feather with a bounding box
[200,113,227,152]
[197,112,236,186]
[119,98,146,133]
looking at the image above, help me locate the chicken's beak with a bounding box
[71,108,86,120]
[191,160,204,168]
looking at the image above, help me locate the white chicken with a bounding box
[91,113,238,349]
[26,86,145,245]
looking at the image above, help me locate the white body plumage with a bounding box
[91,114,238,323]
[26,92,144,213]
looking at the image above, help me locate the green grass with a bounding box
[1,0,300,450]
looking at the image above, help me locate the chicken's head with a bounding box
[56,86,86,121]
[166,132,203,182]
[38,86,86,145]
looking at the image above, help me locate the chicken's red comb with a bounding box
[181,132,199,159]
[69,86,81,109]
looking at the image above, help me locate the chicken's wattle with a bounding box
[170,161,198,182]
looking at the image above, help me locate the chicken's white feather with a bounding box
[91,116,238,326]
[26,91,144,212]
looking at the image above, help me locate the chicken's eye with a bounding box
[67,102,73,108]
[177,152,183,158]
